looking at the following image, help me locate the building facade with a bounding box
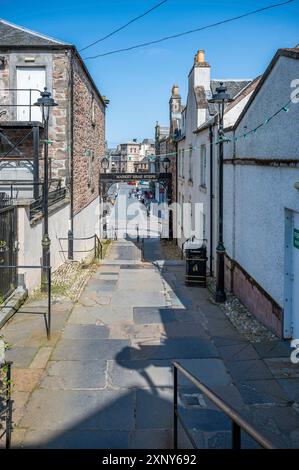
[0,19,106,290]
[223,47,299,338]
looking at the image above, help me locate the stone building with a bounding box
[176,49,252,256]
[155,84,183,204]
[0,19,106,290]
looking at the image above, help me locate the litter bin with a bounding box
[185,243,207,287]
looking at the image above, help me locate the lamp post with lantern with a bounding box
[34,87,58,290]
[208,82,232,303]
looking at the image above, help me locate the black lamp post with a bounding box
[209,82,232,303]
[34,87,58,291]
[162,156,170,173]
[101,157,109,174]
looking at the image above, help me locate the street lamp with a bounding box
[101,157,109,173]
[209,82,232,303]
[162,156,170,173]
[34,87,58,291]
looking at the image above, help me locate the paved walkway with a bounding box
[2,238,299,449]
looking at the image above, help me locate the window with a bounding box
[200,145,207,187]
[188,146,193,181]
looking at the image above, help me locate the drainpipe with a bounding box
[68,48,74,260]
[209,124,214,276]
[175,139,178,245]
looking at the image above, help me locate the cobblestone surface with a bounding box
[208,279,277,343]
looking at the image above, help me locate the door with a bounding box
[0,206,17,300]
[16,67,46,121]
[292,212,299,338]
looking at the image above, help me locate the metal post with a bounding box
[47,267,51,340]
[33,126,40,200]
[215,101,226,303]
[5,361,12,449]
[173,365,178,449]
[232,421,241,449]
[41,119,51,292]
[68,229,74,260]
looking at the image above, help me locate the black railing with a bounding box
[0,361,13,449]
[0,264,52,339]
[59,234,103,260]
[0,88,42,122]
[0,192,11,209]
[0,180,43,201]
[173,361,275,450]
[30,187,67,219]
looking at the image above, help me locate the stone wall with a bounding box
[72,57,105,215]
[50,52,71,183]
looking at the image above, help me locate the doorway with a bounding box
[16,66,46,121]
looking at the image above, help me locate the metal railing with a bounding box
[0,264,51,339]
[0,88,42,122]
[59,234,103,260]
[173,361,275,450]
[0,361,13,449]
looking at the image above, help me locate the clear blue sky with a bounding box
[1,0,298,147]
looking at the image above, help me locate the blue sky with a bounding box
[1,0,298,146]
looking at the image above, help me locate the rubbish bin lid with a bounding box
[184,241,203,251]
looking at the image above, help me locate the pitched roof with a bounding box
[0,18,69,46]
[208,79,252,115]
[233,47,299,131]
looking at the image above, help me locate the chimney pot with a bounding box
[172,84,179,96]
[195,49,205,64]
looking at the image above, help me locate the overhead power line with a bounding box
[79,0,168,52]
[83,0,296,59]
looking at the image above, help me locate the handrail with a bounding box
[59,234,103,260]
[173,361,275,450]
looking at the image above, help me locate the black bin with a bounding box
[185,245,207,287]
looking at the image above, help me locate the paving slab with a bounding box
[135,389,173,429]
[264,357,299,379]
[20,388,135,431]
[237,379,290,405]
[108,359,173,389]
[40,360,107,389]
[253,341,293,358]
[62,324,110,340]
[218,342,260,362]
[228,359,273,382]
[129,337,219,360]
[5,347,38,368]
[52,338,130,361]
[22,429,130,449]
[277,378,299,402]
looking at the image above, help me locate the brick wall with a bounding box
[72,57,105,215]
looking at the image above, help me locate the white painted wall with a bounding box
[17,202,70,291]
[73,196,100,261]
[223,55,299,310]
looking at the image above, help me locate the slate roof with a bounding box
[208,79,252,115]
[0,18,69,47]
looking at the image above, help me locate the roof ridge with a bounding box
[0,18,70,45]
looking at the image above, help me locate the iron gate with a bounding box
[0,202,17,300]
